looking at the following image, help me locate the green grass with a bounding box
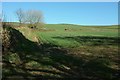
[35,24,118,48]
[3,24,119,79]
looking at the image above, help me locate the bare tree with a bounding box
[16,8,24,26]
[25,10,43,28]
[16,9,43,28]
[1,11,9,28]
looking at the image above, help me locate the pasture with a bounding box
[36,24,118,47]
[2,24,119,80]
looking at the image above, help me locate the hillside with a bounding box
[36,24,118,47]
[2,24,119,80]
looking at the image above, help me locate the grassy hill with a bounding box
[35,24,118,47]
[2,24,119,80]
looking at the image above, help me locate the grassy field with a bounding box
[35,24,118,47]
[2,24,119,80]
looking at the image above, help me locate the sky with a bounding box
[2,2,118,25]
[2,0,120,2]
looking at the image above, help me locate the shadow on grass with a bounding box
[2,27,119,80]
[52,36,119,46]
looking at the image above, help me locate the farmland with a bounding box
[17,24,118,48]
[2,24,119,80]
[2,2,119,80]
[36,24,118,47]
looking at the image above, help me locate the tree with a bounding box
[1,11,10,28]
[16,9,43,28]
[25,10,43,28]
[16,8,25,26]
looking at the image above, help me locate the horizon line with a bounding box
[3,22,119,26]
